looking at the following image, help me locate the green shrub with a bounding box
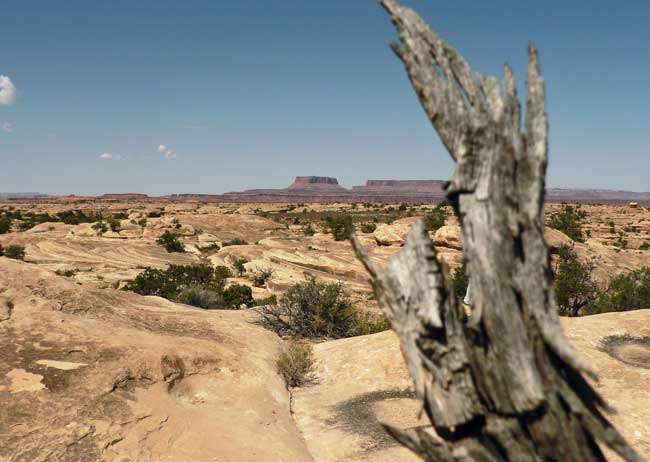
[353,311,391,335]
[423,205,447,232]
[553,246,600,317]
[253,294,278,306]
[587,268,650,315]
[640,242,650,251]
[233,257,248,277]
[452,264,469,298]
[324,214,352,241]
[107,217,121,232]
[124,264,229,299]
[3,244,26,261]
[276,342,316,388]
[223,284,254,309]
[92,221,108,233]
[360,223,377,233]
[0,216,12,234]
[176,284,223,309]
[547,204,586,242]
[157,231,185,253]
[303,224,316,236]
[260,277,381,338]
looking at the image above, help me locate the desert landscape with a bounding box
[1,197,650,461]
[3,0,649,459]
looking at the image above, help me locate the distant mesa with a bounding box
[4,177,650,205]
[288,176,346,191]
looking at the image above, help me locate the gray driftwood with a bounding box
[349,1,641,461]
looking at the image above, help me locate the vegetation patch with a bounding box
[157,231,185,253]
[260,277,390,338]
[276,342,317,388]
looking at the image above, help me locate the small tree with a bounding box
[547,204,586,242]
[157,231,185,253]
[327,214,353,241]
[233,257,248,277]
[588,267,650,315]
[303,224,316,236]
[553,246,600,316]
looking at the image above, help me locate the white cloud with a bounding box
[158,144,176,160]
[0,75,18,105]
[183,124,207,130]
[2,122,13,133]
[99,152,122,160]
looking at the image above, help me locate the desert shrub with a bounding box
[324,214,352,241]
[553,246,600,317]
[423,205,447,232]
[587,268,650,315]
[276,342,316,388]
[175,284,223,309]
[222,237,249,247]
[112,213,128,220]
[252,267,274,288]
[360,223,377,234]
[57,210,96,225]
[222,283,254,309]
[547,204,586,242]
[303,224,316,236]
[201,243,221,253]
[107,217,121,232]
[124,264,229,299]
[157,231,185,253]
[452,264,469,298]
[0,216,12,234]
[137,217,148,227]
[233,257,248,277]
[55,268,79,277]
[92,221,108,233]
[353,311,391,335]
[640,242,650,251]
[147,211,162,218]
[260,277,372,338]
[3,244,26,261]
[253,294,278,306]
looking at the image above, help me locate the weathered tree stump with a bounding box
[350,1,641,461]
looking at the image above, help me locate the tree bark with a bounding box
[349,1,641,461]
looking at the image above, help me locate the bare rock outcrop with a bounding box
[0,258,313,462]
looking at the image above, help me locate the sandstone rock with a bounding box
[544,226,573,250]
[433,224,462,250]
[292,310,650,462]
[373,223,411,246]
[67,223,101,238]
[0,259,313,462]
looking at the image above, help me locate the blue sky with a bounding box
[1,0,648,195]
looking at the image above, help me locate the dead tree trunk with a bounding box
[350,1,641,461]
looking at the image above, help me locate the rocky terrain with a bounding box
[2,200,650,461]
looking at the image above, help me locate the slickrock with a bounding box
[0,258,313,462]
[292,311,650,462]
